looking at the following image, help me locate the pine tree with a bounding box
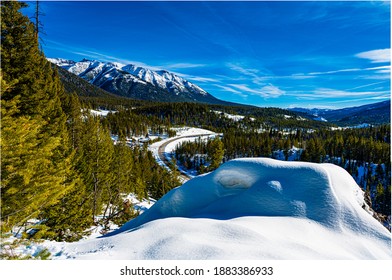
[37,177,92,241]
[374,182,385,213]
[208,137,224,170]
[1,1,76,232]
[78,116,115,223]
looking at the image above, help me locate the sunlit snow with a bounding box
[50,158,391,260]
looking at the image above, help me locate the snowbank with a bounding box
[56,158,392,259]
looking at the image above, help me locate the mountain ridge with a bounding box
[49,58,231,105]
[289,100,390,126]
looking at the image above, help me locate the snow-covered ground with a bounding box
[272,146,302,161]
[2,195,156,259]
[163,134,217,178]
[88,109,115,117]
[213,110,255,121]
[149,127,216,173]
[42,158,391,260]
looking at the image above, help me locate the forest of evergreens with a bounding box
[1,1,390,254]
[1,1,180,242]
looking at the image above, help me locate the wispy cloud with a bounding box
[229,84,261,95]
[228,83,285,98]
[45,40,157,68]
[288,74,317,80]
[307,65,390,76]
[288,92,390,109]
[356,48,390,63]
[215,84,247,98]
[287,88,389,100]
[291,65,391,82]
[261,85,285,98]
[182,75,220,83]
[346,81,388,91]
[46,40,215,80]
[227,63,261,77]
[309,68,361,75]
[165,63,207,69]
[314,88,386,98]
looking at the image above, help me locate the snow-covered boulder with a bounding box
[61,158,392,259]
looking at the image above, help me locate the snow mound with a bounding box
[119,158,383,233]
[58,158,391,259]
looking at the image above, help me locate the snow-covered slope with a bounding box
[53,158,391,260]
[122,64,208,97]
[48,58,220,103]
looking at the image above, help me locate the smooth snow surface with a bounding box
[55,158,392,259]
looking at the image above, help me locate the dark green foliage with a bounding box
[134,102,332,132]
[40,179,93,241]
[175,136,224,173]
[79,116,115,222]
[1,2,171,241]
[208,137,224,170]
[1,1,76,232]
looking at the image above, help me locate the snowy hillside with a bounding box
[52,158,391,259]
[48,58,221,103]
[122,64,208,97]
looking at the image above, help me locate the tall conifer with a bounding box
[1,1,76,231]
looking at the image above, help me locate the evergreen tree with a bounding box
[208,137,224,170]
[78,116,115,223]
[1,2,76,232]
[38,177,92,241]
[374,182,385,213]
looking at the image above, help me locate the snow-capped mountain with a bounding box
[122,64,208,97]
[48,58,222,104]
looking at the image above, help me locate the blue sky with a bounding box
[24,1,390,108]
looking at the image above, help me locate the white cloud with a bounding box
[227,63,260,77]
[165,63,207,69]
[314,88,378,97]
[309,68,361,75]
[288,74,316,80]
[179,74,220,83]
[292,65,390,82]
[260,85,285,97]
[347,81,388,91]
[186,76,220,83]
[228,83,285,98]
[215,85,248,98]
[288,88,389,100]
[356,48,391,63]
[367,65,390,71]
[307,65,390,76]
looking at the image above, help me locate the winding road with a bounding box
[157,134,216,182]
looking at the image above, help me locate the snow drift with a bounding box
[60,158,392,259]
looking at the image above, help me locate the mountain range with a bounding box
[50,58,390,126]
[49,58,227,104]
[289,100,390,126]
